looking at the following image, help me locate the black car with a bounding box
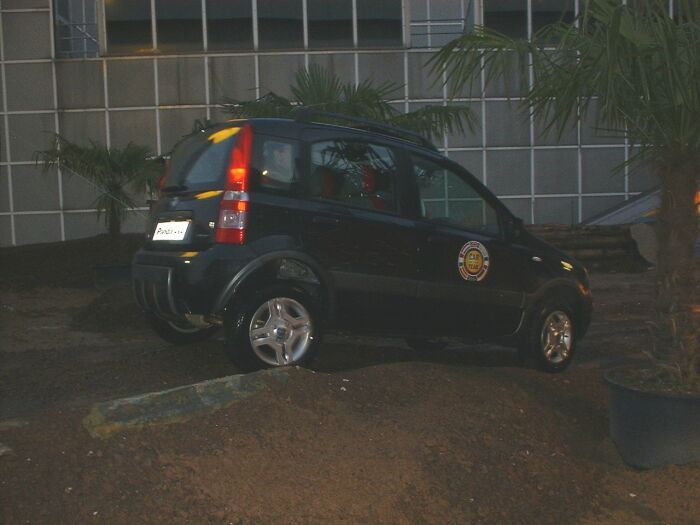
[132,113,592,372]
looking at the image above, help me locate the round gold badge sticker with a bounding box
[458,241,490,282]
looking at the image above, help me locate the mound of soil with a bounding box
[2,235,700,524]
[2,363,700,524]
[0,234,143,290]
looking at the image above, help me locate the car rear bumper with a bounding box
[132,246,255,318]
[132,264,180,318]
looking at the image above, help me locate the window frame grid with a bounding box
[93,0,407,57]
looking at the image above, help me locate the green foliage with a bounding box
[221,63,476,141]
[36,136,161,235]
[431,0,700,169]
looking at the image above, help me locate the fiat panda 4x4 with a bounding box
[132,113,592,372]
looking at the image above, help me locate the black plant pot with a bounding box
[604,368,700,469]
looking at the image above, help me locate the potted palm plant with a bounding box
[36,136,161,236]
[432,0,699,468]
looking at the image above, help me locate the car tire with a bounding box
[519,299,577,373]
[405,337,448,353]
[225,285,320,372]
[147,312,219,345]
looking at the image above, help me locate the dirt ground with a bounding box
[1,235,699,524]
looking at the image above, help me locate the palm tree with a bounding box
[432,0,699,389]
[221,64,476,140]
[37,136,161,236]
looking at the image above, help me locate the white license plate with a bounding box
[152,220,190,241]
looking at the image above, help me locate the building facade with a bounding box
[0,0,657,246]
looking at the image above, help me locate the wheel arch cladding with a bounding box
[532,283,588,335]
[216,253,333,319]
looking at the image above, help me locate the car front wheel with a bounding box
[520,300,576,373]
[225,286,319,371]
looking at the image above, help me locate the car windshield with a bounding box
[163,126,240,190]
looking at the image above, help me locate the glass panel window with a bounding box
[258,0,304,50]
[532,0,575,36]
[206,0,253,50]
[307,141,398,213]
[155,0,203,52]
[308,0,353,49]
[412,153,500,236]
[54,0,99,58]
[105,0,153,54]
[411,0,474,49]
[484,0,527,39]
[357,0,403,47]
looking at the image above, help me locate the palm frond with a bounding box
[36,135,111,183]
[290,63,344,107]
[340,79,400,121]
[432,0,700,167]
[429,26,533,100]
[118,142,162,196]
[35,135,159,234]
[221,92,297,119]
[218,64,473,142]
[390,105,477,139]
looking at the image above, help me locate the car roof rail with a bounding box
[295,108,438,151]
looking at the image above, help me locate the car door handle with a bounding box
[312,215,341,226]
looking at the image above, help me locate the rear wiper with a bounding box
[161,184,189,193]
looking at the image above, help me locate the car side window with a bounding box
[411,152,501,236]
[305,140,398,213]
[251,136,300,192]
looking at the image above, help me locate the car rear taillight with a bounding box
[215,124,253,244]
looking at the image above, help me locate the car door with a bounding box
[408,151,529,339]
[297,131,422,332]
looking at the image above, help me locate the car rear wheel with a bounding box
[520,299,576,373]
[225,286,319,371]
[147,312,219,345]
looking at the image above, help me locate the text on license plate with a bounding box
[153,221,190,241]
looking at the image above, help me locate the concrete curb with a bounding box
[83,367,304,439]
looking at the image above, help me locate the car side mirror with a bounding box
[504,216,524,241]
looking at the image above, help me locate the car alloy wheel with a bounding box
[539,310,573,365]
[248,297,314,366]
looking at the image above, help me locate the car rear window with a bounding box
[163,127,240,191]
